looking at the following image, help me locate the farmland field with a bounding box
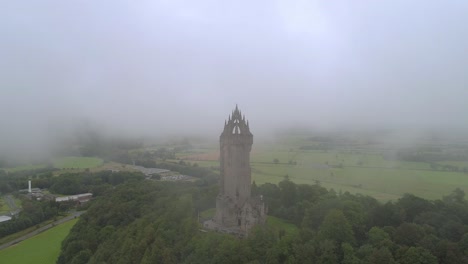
[250,162,466,201]
[177,134,468,202]
[2,157,104,172]
[5,164,47,172]
[52,156,103,169]
[0,219,78,264]
[255,149,468,201]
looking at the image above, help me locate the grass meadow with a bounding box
[5,164,47,172]
[2,156,104,172]
[177,139,468,202]
[0,219,78,264]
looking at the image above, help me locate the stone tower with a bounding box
[219,105,253,209]
[204,105,266,235]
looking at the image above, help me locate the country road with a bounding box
[0,211,85,251]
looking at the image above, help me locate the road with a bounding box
[0,211,85,251]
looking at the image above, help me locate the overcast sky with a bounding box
[1,0,468,156]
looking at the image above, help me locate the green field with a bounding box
[251,162,466,201]
[176,136,468,202]
[0,215,68,246]
[52,156,103,169]
[2,157,104,172]
[0,219,78,264]
[250,149,468,201]
[266,216,298,235]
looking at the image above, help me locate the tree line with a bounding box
[0,170,146,238]
[0,198,59,238]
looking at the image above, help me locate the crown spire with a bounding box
[221,105,252,136]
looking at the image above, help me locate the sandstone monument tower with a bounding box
[204,105,266,235]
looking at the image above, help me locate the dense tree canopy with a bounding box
[57,178,468,264]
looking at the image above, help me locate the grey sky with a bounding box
[1,0,468,156]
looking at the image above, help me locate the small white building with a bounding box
[55,193,93,203]
[0,215,12,223]
[133,166,169,176]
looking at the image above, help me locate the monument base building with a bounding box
[204,106,266,236]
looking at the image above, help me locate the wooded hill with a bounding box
[58,178,468,264]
